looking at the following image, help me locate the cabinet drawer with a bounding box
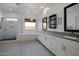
[65,45,79,56]
[54,36,79,50]
[52,41,66,56]
[42,34,51,49]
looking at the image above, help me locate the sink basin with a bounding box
[63,36,78,40]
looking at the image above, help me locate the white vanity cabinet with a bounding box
[41,33,51,50]
[50,36,66,56]
[38,32,51,50]
[37,32,79,56]
[51,36,79,56]
[44,34,51,50]
[38,32,44,43]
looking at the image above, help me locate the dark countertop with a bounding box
[40,31,79,42]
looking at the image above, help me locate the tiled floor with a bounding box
[0,40,53,56]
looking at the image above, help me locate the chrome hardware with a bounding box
[62,45,66,51]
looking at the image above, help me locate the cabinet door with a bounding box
[65,45,79,56]
[51,36,66,56]
[39,33,51,50]
[51,38,57,54]
[41,33,47,46]
[53,36,79,56]
[37,33,42,42]
[45,34,51,50]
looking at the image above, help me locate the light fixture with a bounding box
[30,18,33,21]
[43,7,50,15]
[9,8,12,11]
[30,10,34,21]
[41,6,44,9]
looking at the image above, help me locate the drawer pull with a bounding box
[62,45,66,51]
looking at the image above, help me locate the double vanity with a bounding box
[37,31,79,56]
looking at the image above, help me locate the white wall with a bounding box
[38,3,70,32]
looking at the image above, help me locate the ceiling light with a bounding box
[41,6,44,9]
[43,7,50,15]
[9,8,12,11]
[30,18,33,21]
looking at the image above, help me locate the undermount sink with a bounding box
[63,36,78,40]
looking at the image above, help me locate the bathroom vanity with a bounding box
[38,31,79,56]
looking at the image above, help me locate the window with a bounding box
[25,18,36,32]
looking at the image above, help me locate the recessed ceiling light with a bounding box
[9,8,12,11]
[41,6,44,9]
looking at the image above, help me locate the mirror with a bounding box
[64,3,79,32]
[42,17,47,31]
[49,14,57,28]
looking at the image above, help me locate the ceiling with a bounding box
[0,3,52,19]
[0,3,69,19]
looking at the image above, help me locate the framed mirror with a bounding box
[49,14,57,28]
[42,17,47,31]
[64,3,79,32]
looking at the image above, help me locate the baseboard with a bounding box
[0,38,16,41]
